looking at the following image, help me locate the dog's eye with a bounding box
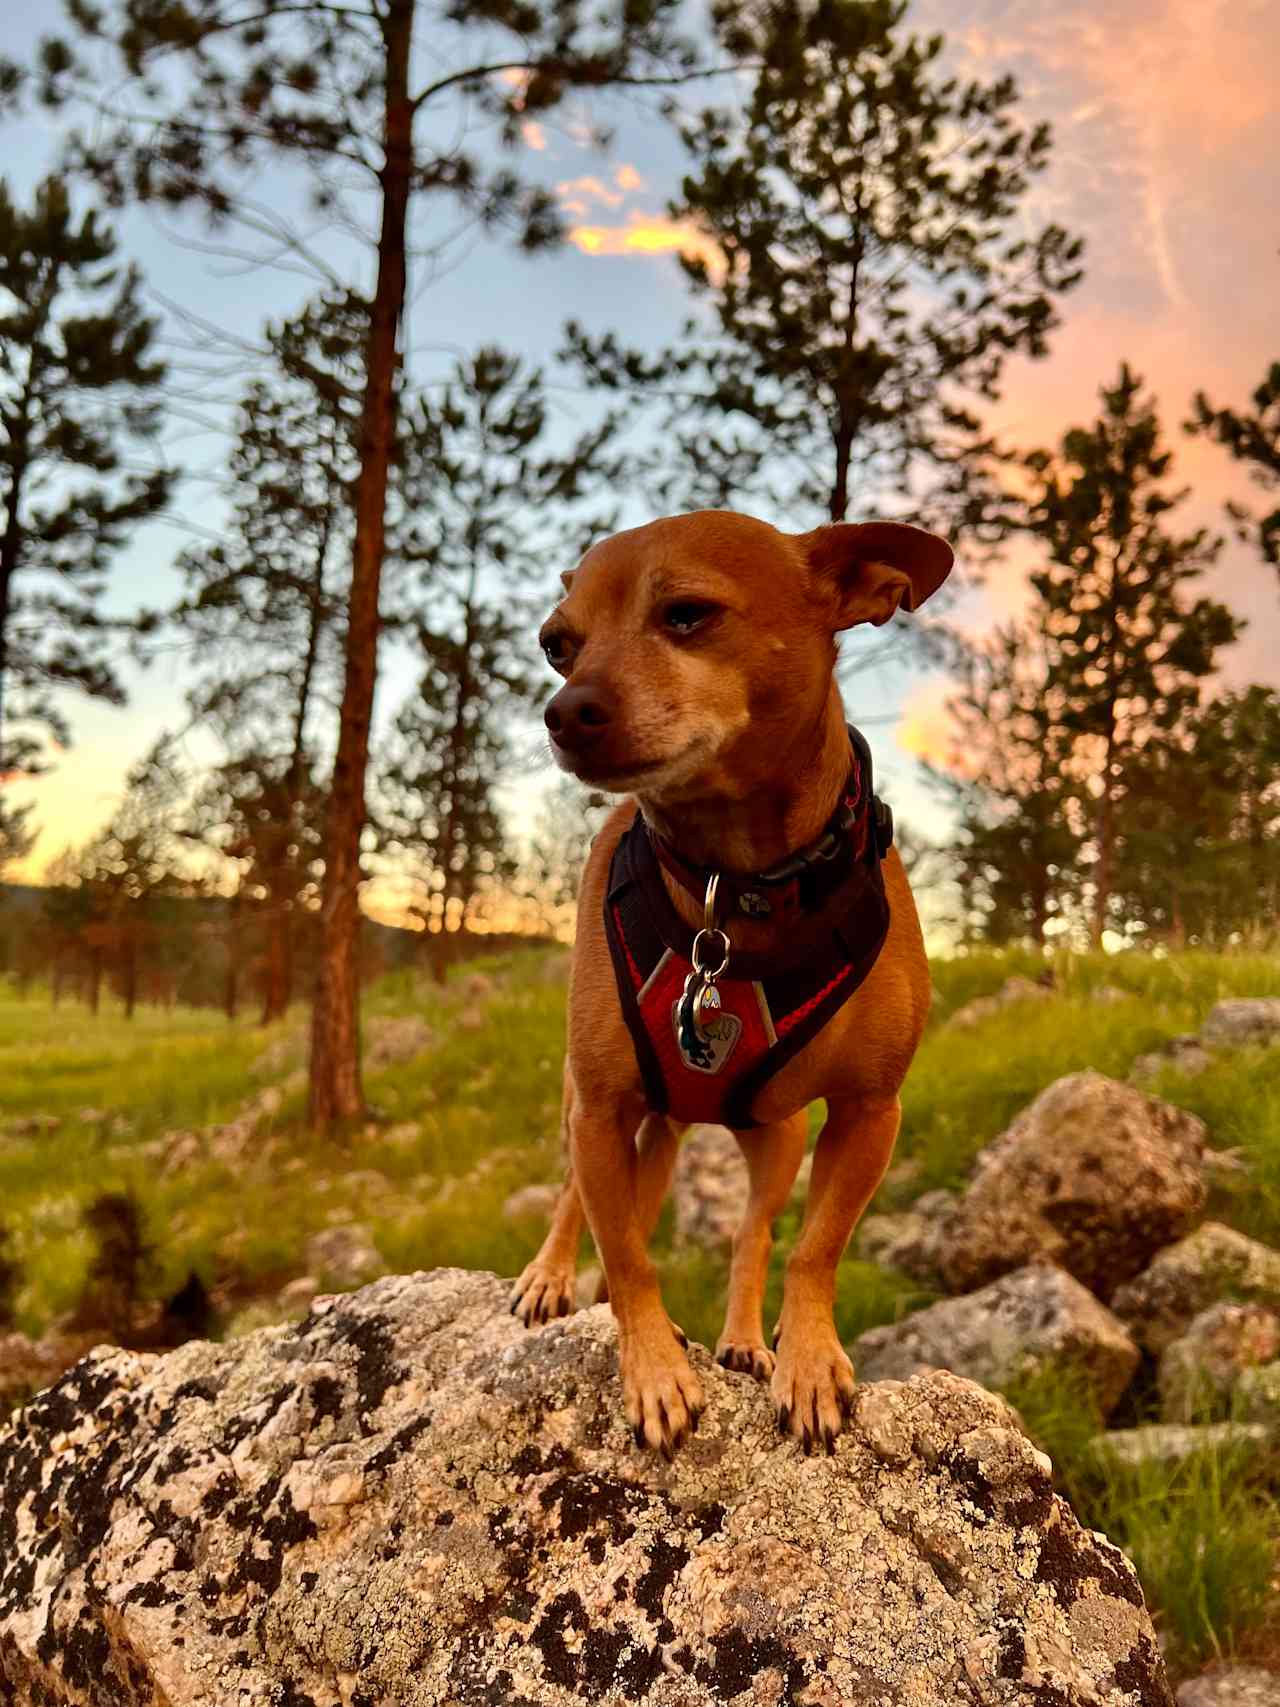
[663,601,718,636]
[541,631,572,670]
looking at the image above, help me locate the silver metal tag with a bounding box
[671,999,742,1074]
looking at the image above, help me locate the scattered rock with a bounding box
[1158,1302,1280,1422]
[1093,985,1130,1005]
[946,973,1054,1030]
[575,1265,604,1309]
[456,1004,486,1031]
[1201,1146,1251,1182]
[364,1014,434,1068]
[1132,999,1280,1084]
[1090,1421,1272,1476]
[303,1224,384,1289]
[1177,1668,1280,1707]
[672,1123,748,1249]
[255,1029,306,1078]
[383,1121,421,1148]
[279,1276,320,1308]
[4,1113,60,1138]
[1130,1035,1214,1085]
[1235,1361,1280,1431]
[0,1268,1172,1706]
[503,1183,560,1225]
[853,1264,1140,1417]
[1199,998,1280,1050]
[462,970,495,998]
[936,1071,1207,1299]
[853,1189,957,1284]
[1111,1222,1280,1354]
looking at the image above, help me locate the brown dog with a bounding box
[511,509,952,1456]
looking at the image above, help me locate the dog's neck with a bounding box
[636,683,852,879]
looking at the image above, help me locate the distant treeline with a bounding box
[0,881,553,1020]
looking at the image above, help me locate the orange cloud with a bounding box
[615,164,644,191]
[521,121,547,151]
[556,175,624,209]
[567,214,727,281]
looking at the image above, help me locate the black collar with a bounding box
[648,725,889,921]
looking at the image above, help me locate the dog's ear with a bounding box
[559,568,577,594]
[797,520,954,630]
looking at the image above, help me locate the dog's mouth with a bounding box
[551,745,665,789]
[551,733,722,799]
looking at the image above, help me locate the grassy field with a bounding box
[1,944,1278,1677]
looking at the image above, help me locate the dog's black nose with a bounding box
[545,682,613,750]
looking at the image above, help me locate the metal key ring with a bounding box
[690,927,731,979]
[703,870,721,933]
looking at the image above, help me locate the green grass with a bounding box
[899,951,1280,1232]
[2,942,1279,1678]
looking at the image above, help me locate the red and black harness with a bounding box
[603,726,893,1129]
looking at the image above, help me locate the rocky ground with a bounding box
[2,955,1278,1695]
[0,1269,1174,1706]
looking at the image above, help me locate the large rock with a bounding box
[1157,1302,1280,1422]
[1111,1222,1280,1354]
[0,1268,1173,1707]
[1130,1035,1214,1086]
[1236,1361,1280,1430]
[1199,998,1280,1050]
[853,1264,1140,1417]
[1178,1669,1280,1707]
[936,1071,1207,1298]
[853,1189,957,1283]
[946,973,1054,1030]
[1089,1421,1272,1476]
[671,1123,748,1249]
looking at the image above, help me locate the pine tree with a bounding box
[0,795,35,879]
[181,750,326,1025]
[169,291,361,763]
[1020,364,1241,945]
[1111,688,1280,947]
[374,345,619,962]
[512,775,610,939]
[565,0,1082,541]
[1188,362,1280,577]
[168,293,362,1019]
[931,622,1079,944]
[73,742,188,1017]
[0,175,170,775]
[37,0,730,1127]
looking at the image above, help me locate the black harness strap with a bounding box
[603,726,892,1129]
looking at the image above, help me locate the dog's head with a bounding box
[539,509,952,800]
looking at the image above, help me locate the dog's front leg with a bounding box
[717,1112,809,1380]
[571,1095,704,1457]
[773,1095,900,1452]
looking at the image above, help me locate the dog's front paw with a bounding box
[621,1319,705,1459]
[509,1261,575,1327]
[715,1337,774,1381]
[771,1314,856,1454]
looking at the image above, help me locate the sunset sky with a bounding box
[1,0,1277,892]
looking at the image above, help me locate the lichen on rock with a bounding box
[0,1268,1173,1705]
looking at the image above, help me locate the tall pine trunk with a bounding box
[308,0,413,1128]
[0,465,24,758]
[261,905,291,1026]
